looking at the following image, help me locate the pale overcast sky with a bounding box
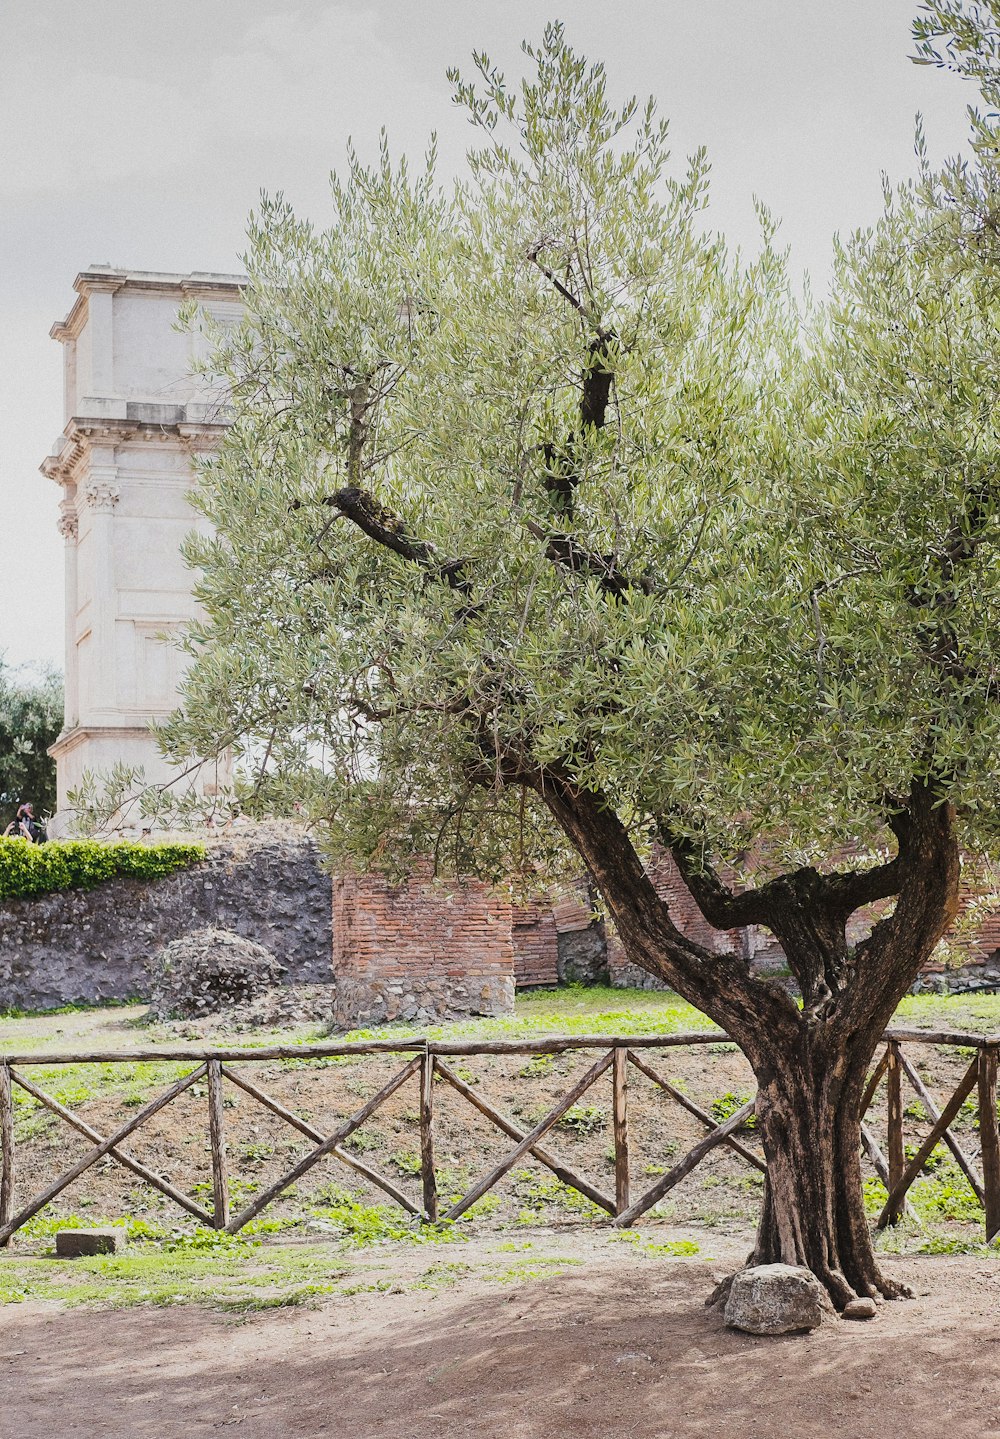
[0,1,974,672]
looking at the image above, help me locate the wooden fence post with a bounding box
[978,1045,1000,1243]
[207,1059,230,1230]
[876,1055,981,1231]
[612,1047,630,1216]
[884,1041,905,1225]
[0,1063,13,1247]
[421,1052,438,1223]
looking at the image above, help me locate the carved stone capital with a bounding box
[57,505,79,541]
[83,477,120,511]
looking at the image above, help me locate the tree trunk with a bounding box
[537,775,960,1311]
[744,1027,903,1309]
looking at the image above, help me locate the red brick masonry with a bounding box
[332,849,1000,1027]
[332,869,516,1026]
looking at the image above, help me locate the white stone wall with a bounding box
[41,268,245,830]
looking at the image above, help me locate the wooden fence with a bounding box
[0,1027,997,1246]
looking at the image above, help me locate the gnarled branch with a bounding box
[325,485,473,597]
[523,520,652,598]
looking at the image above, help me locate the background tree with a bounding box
[162,27,1000,1306]
[0,659,62,819]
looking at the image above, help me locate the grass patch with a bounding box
[44,1247,355,1310]
[893,992,1000,1032]
[512,1173,604,1220]
[339,986,723,1049]
[709,1091,757,1131]
[556,1104,606,1135]
[612,1231,702,1258]
[483,1257,584,1284]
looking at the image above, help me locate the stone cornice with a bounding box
[40,412,231,487]
[49,724,158,760]
[51,267,246,344]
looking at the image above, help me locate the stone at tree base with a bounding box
[842,1297,878,1320]
[55,1228,125,1257]
[723,1264,833,1335]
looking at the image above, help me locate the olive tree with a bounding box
[164,27,1000,1306]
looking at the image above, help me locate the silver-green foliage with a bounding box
[164,24,1000,880]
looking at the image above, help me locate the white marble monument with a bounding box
[41,266,245,832]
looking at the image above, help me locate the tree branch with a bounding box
[667,834,775,929]
[533,775,797,1032]
[666,786,928,939]
[322,485,474,597]
[527,244,616,518]
[909,476,997,684]
[539,334,615,516]
[843,781,960,1042]
[523,519,652,597]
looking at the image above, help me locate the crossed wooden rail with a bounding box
[0,1027,997,1246]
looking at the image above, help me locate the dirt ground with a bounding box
[1,1237,999,1439]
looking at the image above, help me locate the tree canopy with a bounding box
[164,24,1000,890]
[0,659,62,818]
[151,18,1000,1304]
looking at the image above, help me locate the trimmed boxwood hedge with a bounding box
[0,837,205,902]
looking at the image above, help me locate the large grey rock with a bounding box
[724,1264,832,1335]
[147,926,285,1019]
[557,925,609,986]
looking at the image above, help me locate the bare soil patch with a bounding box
[1,1241,998,1438]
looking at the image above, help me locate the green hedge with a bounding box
[0,838,206,902]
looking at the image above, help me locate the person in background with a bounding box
[3,802,44,842]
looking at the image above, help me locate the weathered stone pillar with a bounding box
[81,455,120,723]
[57,491,79,731]
[75,279,125,416]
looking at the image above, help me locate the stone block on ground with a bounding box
[55,1228,125,1257]
[842,1296,878,1320]
[723,1264,832,1335]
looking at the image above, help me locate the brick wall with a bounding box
[332,868,515,1026]
[511,899,560,987]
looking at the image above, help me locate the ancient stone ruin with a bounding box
[146,927,285,1020]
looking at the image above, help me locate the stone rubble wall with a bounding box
[0,827,333,1012]
[332,869,515,1027]
[550,881,608,986]
[508,882,608,988]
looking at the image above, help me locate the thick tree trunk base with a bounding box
[749,1179,910,1309]
[728,1041,913,1311]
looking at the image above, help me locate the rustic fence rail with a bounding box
[0,1027,997,1246]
